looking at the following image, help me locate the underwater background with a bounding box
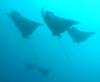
[0,0,100,82]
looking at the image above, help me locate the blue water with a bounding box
[0,0,100,82]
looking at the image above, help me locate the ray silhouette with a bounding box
[67,27,95,43]
[38,67,51,77]
[7,11,41,38]
[7,11,41,64]
[41,9,79,56]
[41,9,79,37]
[24,62,37,70]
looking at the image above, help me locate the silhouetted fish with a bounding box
[38,67,51,76]
[41,9,79,37]
[7,11,41,38]
[24,63,37,70]
[41,9,79,56]
[7,11,41,63]
[68,27,95,43]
